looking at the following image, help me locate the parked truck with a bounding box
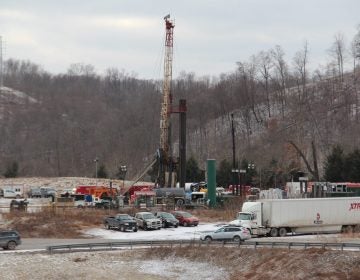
[104,214,138,232]
[229,197,360,237]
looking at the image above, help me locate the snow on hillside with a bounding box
[0,86,37,103]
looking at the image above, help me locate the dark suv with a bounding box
[155,212,179,228]
[0,230,21,250]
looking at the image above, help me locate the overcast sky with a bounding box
[0,0,359,79]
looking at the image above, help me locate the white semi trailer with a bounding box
[229,197,360,237]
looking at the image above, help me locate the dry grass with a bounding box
[140,246,360,280]
[2,208,134,238]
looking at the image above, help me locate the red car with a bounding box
[172,211,199,227]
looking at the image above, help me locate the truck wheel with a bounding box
[270,228,278,237]
[133,228,138,232]
[162,221,166,228]
[176,199,184,206]
[279,227,287,237]
[143,224,147,231]
[342,225,353,233]
[7,241,16,250]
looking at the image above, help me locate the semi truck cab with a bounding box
[229,202,268,236]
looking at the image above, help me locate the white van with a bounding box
[3,185,24,198]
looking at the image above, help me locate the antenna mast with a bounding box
[159,14,175,187]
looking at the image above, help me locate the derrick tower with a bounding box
[159,14,175,187]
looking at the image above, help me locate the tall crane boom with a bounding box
[159,15,175,187]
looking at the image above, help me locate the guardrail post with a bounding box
[254,242,257,250]
[288,243,291,250]
[341,243,344,251]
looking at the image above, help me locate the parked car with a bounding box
[172,211,199,227]
[134,212,162,230]
[200,226,251,242]
[155,212,179,228]
[104,214,138,232]
[0,230,21,250]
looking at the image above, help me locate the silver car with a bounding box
[200,226,251,242]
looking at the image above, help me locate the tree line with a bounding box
[0,25,360,188]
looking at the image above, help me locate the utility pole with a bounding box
[94,157,99,186]
[231,114,237,195]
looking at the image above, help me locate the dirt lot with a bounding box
[1,247,359,280]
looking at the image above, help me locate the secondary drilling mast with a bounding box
[158,14,175,187]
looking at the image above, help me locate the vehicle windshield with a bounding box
[180,212,192,218]
[237,213,252,220]
[143,213,156,219]
[117,215,132,220]
[159,213,175,218]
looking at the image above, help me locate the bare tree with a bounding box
[257,50,273,118]
[293,41,309,104]
[271,45,288,118]
[328,32,347,82]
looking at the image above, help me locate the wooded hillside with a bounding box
[1,27,360,187]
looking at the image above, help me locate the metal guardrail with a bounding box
[47,239,360,254]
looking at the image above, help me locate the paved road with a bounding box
[15,234,360,251]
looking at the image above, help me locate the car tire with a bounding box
[233,236,241,243]
[105,223,110,230]
[175,225,178,228]
[143,224,147,231]
[120,225,125,232]
[205,236,212,242]
[7,241,17,250]
[162,221,166,228]
[133,228,138,232]
[183,222,188,227]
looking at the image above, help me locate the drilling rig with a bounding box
[129,15,186,190]
[158,14,176,187]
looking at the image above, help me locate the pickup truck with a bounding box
[134,212,162,230]
[104,214,138,232]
